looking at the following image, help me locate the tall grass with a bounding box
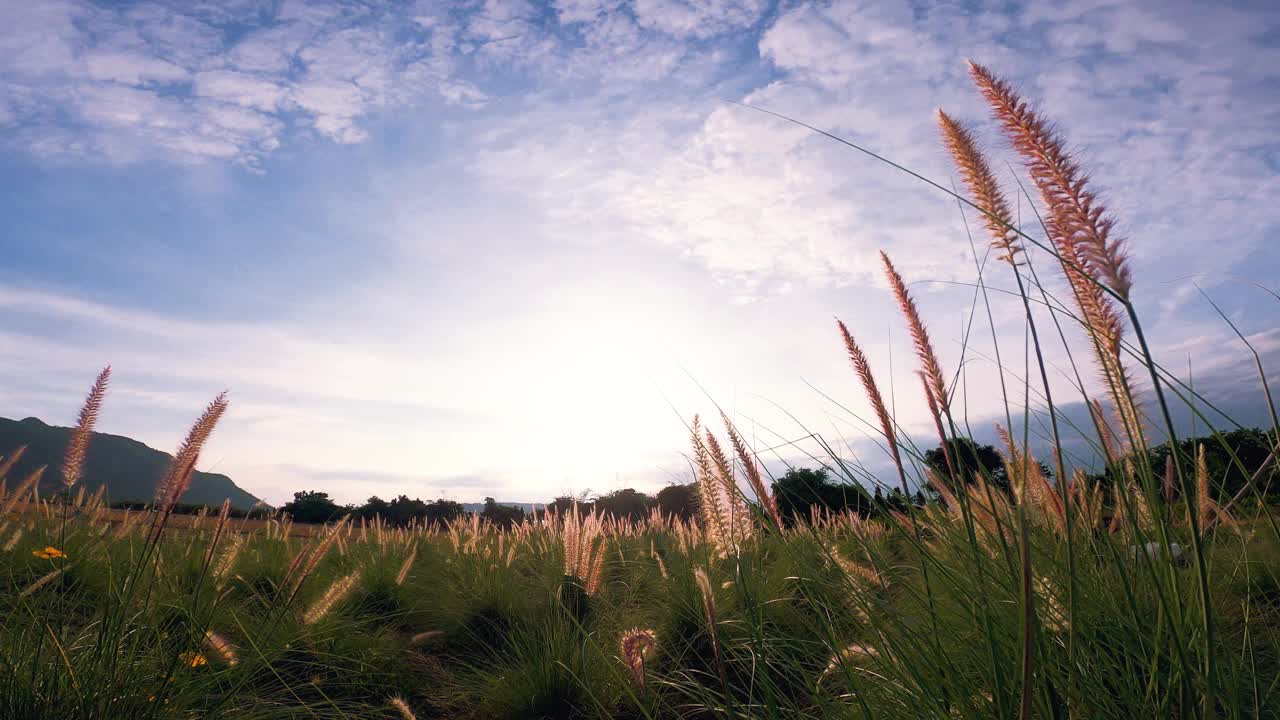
[0,61,1277,719]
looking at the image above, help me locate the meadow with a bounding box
[1,61,1278,719]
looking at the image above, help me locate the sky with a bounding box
[1,0,1277,507]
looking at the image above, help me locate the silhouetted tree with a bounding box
[480,497,525,529]
[355,496,391,520]
[923,438,1051,498]
[547,492,592,516]
[280,490,345,524]
[771,468,873,526]
[1145,428,1279,504]
[924,438,1009,493]
[655,483,698,521]
[871,486,922,515]
[350,495,466,526]
[594,488,654,521]
[421,498,465,525]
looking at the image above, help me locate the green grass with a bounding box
[0,493,1276,719]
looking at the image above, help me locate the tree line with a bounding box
[262,427,1277,527]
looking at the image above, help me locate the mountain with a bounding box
[0,416,260,510]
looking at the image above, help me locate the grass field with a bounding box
[1,493,1277,719]
[2,61,1278,719]
[7,501,332,538]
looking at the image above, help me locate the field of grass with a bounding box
[2,61,1279,719]
[1,492,1277,719]
[7,501,332,538]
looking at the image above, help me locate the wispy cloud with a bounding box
[1,0,1276,505]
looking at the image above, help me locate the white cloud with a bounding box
[83,51,188,85]
[193,70,287,111]
[1,0,1277,504]
[632,0,768,38]
[0,0,505,163]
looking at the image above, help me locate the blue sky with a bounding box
[1,0,1277,506]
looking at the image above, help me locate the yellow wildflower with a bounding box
[33,546,67,560]
[179,652,208,667]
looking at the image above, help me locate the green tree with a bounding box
[923,437,1051,498]
[280,490,345,524]
[1146,428,1279,505]
[655,483,698,521]
[771,468,872,526]
[480,497,525,529]
[594,488,654,521]
[547,492,592,516]
[421,498,466,525]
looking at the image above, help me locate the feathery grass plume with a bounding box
[1193,443,1234,531]
[820,641,880,682]
[3,527,23,551]
[620,628,658,687]
[0,445,27,481]
[410,630,444,646]
[204,630,239,666]
[87,483,105,510]
[826,543,884,589]
[154,392,229,513]
[881,251,950,415]
[212,533,242,588]
[396,545,417,586]
[1069,469,1104,531]
[19,567,67,598]
[1090,398,1120,462]
[281,539,315,594]
[826,544,883,622]
[61,366,110,489]
[837,319,909,493]
[690,416,732,553]
[720,412,783,530]
[919,374,959,487]
[562,504,607,594]
[1109,460,1153,534]
[967,61,1141,443]
[304,570,360,624]
[694,568,718,644]
[997,425,1066,534]
[1,466,45,516]
[563,507,580,577]
[927,466,1009,549]
[1034,575,1069,635]
[289,516,349,600]
[585,542,606,595]
[703,430,747,522]
[203,499,232,568]
[936,109,1022,263]
[967,60,1131,298]
[389,696,417,720]
[702,424,754,552]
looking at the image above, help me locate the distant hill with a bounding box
[0,416,260,510]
